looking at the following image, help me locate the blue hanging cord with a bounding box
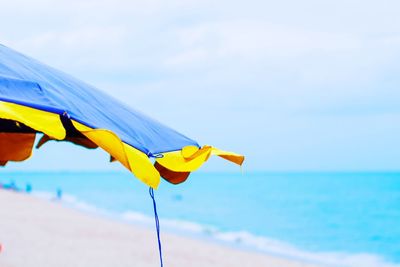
[149,187,164,267]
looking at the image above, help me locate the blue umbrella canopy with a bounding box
[0,44,244,188]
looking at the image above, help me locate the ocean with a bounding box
[0,171,399,267]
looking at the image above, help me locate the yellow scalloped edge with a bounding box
[71,120,161,189]
[0,101,244,188]
[0,101,66,140]
[156,145,244,172]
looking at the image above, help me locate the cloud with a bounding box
[2,0,400,170]
[166,20,361,67]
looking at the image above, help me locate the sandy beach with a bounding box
[0,189,322,267]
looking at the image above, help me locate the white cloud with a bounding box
[165,20,362,67]
[2,0,400,170]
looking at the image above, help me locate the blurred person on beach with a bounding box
[3,180,19,191]
[56,188,62,200]
[25,183,32,193]
[51,188,63,201]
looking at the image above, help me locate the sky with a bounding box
[1,0,400,172]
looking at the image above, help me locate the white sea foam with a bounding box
[31,192,400,267]
[122,211,218,234]
[213,231,399,267]
[121,210,400,267]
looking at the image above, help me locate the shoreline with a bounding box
[40,190,398,267]
[0,188,398,267]
[0,189,323,267]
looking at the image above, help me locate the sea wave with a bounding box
[214,231,399,267]
[121,211,399,267]
[32,192,399,267]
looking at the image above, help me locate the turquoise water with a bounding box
[1,171,399,265]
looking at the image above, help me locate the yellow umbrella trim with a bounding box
[0,101,65,140]
[0,100,244,189]
[156,145,244,172]
[71,120,161,189]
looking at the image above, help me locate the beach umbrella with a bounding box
[0,44,244,265]
[0,44,244,187]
